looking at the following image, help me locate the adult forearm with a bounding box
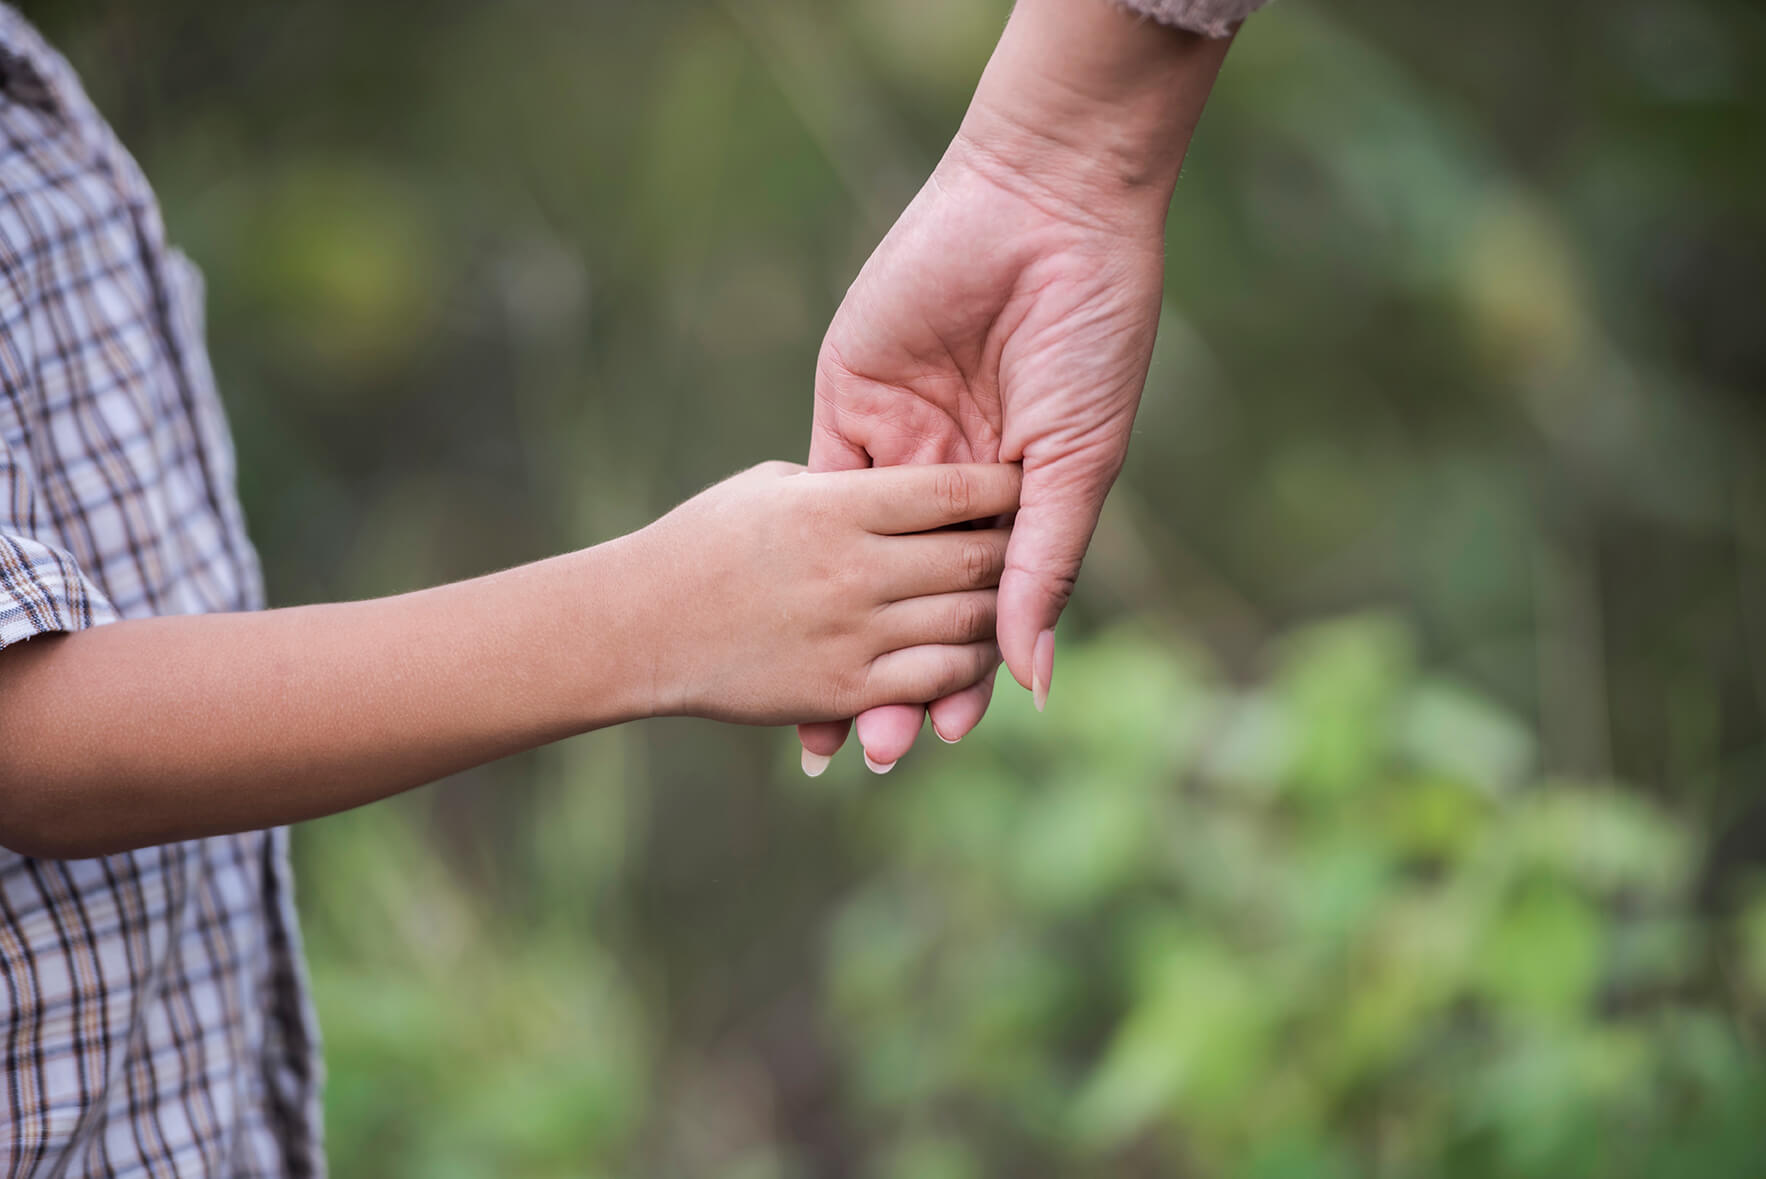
[0,540,656,858]
[957,0,1233,220]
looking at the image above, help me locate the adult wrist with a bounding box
[954,0,1232,226]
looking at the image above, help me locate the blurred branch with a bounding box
[1737,463,1766,739]
[715,0,931,235]
[1090,485,1270,667]
[1534,508,1613,778]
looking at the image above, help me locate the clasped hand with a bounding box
[637,461,1019,737]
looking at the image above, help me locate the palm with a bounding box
[802,154,1166,765]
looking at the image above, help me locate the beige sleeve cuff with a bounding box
[1115,0,1268,38]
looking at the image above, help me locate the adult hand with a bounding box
[799,0,1233,772]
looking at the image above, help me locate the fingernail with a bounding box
[932,723,959,745]
[863,752,897,775]
[801,749,832,778]
[1032,629,1055,713]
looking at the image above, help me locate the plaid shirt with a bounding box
[0,8,323,1176]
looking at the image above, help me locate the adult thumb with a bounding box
[995,472,1109,709]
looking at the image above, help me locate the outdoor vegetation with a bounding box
[34,0,1766,1174]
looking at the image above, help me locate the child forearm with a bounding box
[0,461,1022,859]
[0,539,658,858]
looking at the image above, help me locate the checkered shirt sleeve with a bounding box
[0,531,114,648]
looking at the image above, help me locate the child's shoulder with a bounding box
[0,12,156,325]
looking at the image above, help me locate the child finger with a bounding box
[828,463,1021,535]
[872,528,1010,600]
[877,591,998,650]
[854,704,926,770]
[864,641,1001,708]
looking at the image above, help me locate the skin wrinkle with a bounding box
[820,244,1059,473]
[947,124,1167,238]
[820,361,983,467]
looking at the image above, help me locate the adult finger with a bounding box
[808,407,873,474]
[995,464,1110,709]
[853,703,926,773]
[797,718,851,777]
[927,665,999,744]
[828,463,1021,535]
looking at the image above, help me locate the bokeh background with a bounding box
[29,0,1766,1174]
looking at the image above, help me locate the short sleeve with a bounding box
[1116,0,1269,38]
[0,526,118,650]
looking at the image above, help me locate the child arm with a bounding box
[0,462,1018,858]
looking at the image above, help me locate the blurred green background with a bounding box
[31,0,1766,1174]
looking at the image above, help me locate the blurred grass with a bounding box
[31,0,1766,1173]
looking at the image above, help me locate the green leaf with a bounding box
[1399,678,1535,792]
[1275,615,1416,798]
[1473,881,1604,1018]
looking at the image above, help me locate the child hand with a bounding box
[632,461,1019,725]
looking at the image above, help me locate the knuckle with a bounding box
[962,539,996,588]
[1046,570,1078,612]
[936,468,973,520]
[1009,558,1079,613]
[953,596,984,640]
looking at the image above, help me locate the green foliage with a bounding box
[824,621,1764,1176]
[298,763,653,1176]
[287,621,1763,1177]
